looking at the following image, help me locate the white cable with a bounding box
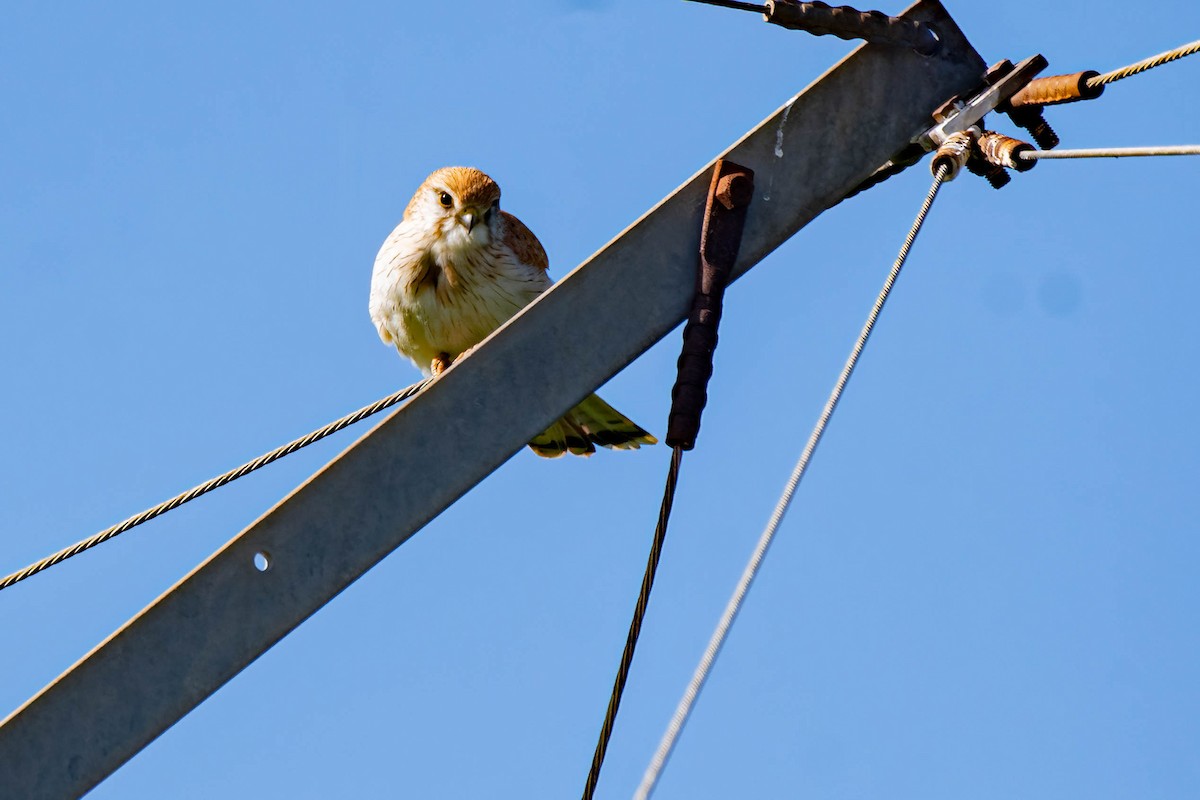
[1019,144,1200,160]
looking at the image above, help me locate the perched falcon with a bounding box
[369,166,656,457]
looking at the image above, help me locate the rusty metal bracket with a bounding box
[666,160,754,451]
[921,55,1048,149]
[857,54,1048,191]
[941,128,1038,190]
[987,59,1063,150]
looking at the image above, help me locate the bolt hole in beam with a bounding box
[924,25,942,51]
[253,551,272,573]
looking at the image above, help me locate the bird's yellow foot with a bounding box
[431,352,453,376]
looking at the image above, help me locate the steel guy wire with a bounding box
[0,379,431,592]
[633,164,950,800]
[1088,38,1200,88]
[1018,144,1200,160]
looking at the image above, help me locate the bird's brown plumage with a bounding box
[370,166,656,457]
[499,211,549,272]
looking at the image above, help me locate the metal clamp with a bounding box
[920,55,1048,149]
[911,56,1048,187]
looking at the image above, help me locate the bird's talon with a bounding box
[431,353,452,376]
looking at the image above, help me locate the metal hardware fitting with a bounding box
[959,130,1036,189]
[1002,104,1059,150]
[684,0,941,55]
[667,160,754,450]
[987,59,1061,149]
[921,55,1048,149]
[853,54,1051,195]
[977,131,1036,171]
[931,129,976,181]
[1008,70,1104,108]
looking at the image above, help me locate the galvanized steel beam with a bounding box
[0,3,984,796]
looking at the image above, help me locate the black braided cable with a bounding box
[581,444,684,800]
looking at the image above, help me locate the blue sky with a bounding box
[3,2,1199,797]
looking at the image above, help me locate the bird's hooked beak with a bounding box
[459,210,478,232]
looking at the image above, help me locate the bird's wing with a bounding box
[500,211,550,272]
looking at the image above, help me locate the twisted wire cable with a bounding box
[634,166,949,800]
[1088,38,1200,88]
[582,445,684,800]
[0,379,430,592]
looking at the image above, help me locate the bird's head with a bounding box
[407,166,501,247]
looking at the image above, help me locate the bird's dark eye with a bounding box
[438,191,452,208]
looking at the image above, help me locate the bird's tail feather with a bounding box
[527,393,657,458]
